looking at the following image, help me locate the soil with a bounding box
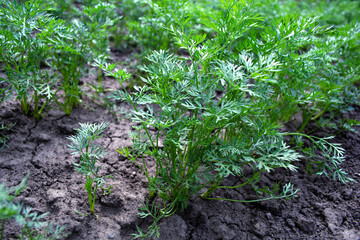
[1,53,360,240]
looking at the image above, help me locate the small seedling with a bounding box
[0,174,69,240]
[0,123,15,150]
[68,122,112,215]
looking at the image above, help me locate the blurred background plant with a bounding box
[0,0,119,117]
[0,123,14,150]
[115,0,217,52]
[44,2,119,114]
[0,0,59,120]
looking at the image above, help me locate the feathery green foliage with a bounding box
[68,122,112,215]
[45,3,118,114]
[0,0,358,238]
[98,0,357,237]
[0,0,58,120]
[0,0,118,117]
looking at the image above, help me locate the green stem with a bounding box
[97,66,103,92]
[38,98,50,120]
[34,92,40,120]
[217,170,263,189]
[201,175,225,199]
[311,109,325,121]
[91,183,98,214]
[20,95,29,116]
[202,169,264,199]
[298,110,311,133]
[26,226,33,240]
[85,175,94,214]
[203,193,293,203]
[280,132,314,140]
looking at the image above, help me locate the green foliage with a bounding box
[0,0,58,120]
[68,122,112,215]
[100,48,299,237]
[256,0,360,27]
[0,175,68,240]
[39,0,115,21]
[98,0,358,237]
[99,36,296,240]
[0,0,118,117]
[283,133,353,183]
[44,3,118,114]
[130,199,174,239]
[0,0,358,238]
[0,123,14,150]
[242,0,360,132]
[117,0,215,51]
[218,6,360,132]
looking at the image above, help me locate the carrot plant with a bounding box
[256,15,358,132]
[238,3,360,132]
[97,36,298,240]
[0,0,58,120]
[202,0,355,183]
[98,0,355,238]
[0,0,118,117]
[198,0,360,133]
[82,2,120,93]
[44,3,117,114]
[68,122,113,215]
[99,48,299,239]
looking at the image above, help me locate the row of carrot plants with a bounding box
[0,0,118,119]
[1,0,360,239]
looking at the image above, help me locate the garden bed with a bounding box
[1,0,360,239]
[0,65,359,239]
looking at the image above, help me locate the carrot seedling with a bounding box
[68,122,112,215]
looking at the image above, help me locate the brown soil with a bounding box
[1,55,360,240]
